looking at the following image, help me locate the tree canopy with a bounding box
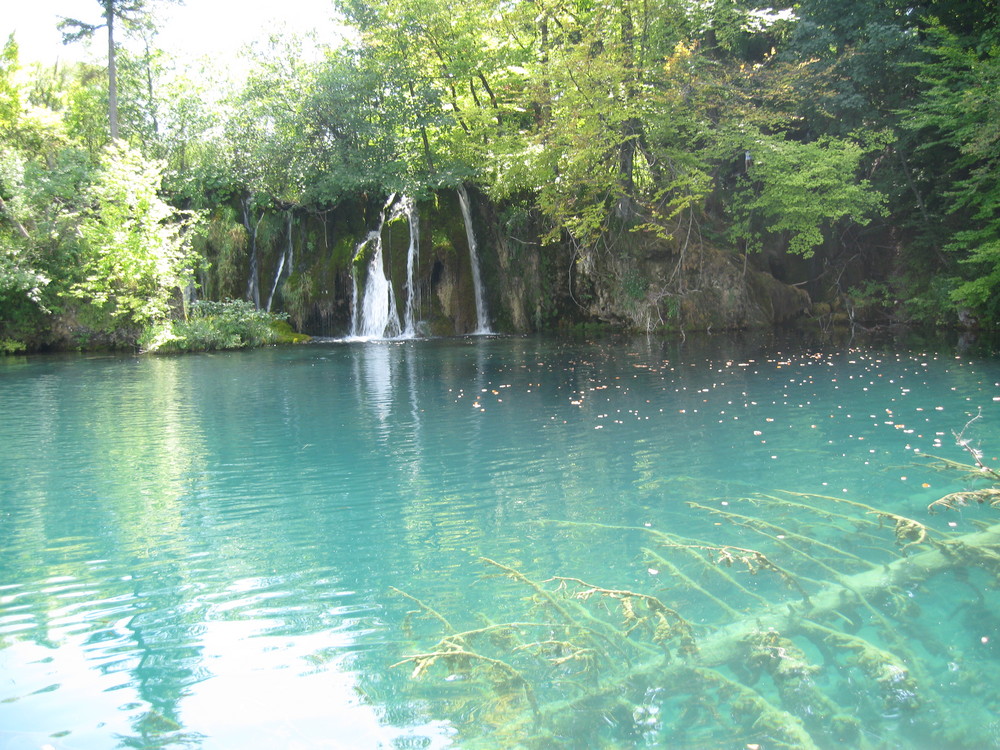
[1,0,999,349]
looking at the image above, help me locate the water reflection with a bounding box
[1,335,999,748]
[354,342,394,426]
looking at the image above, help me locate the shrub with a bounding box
[143,299,289,353]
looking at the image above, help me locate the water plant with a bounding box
[391,443,1000,748]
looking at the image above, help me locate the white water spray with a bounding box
[383,196,421,338]
[398,197,421,337]
[349,195,425,339]
[349,196,402,339]
[266,212,294,312]
[457,185,491,334]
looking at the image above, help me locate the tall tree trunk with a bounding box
[408,81,435,173]
[106,2,119,140]
[616,0,639,218]
[143,39,159,138]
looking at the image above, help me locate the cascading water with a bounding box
[399,197,420,338]
[349,196,402,339]
[349,195,425,340]
[266,211,294,313]
[349,190,489,339]
[242,196,263,309]
[456,185,492,334]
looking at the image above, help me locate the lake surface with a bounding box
[2,332,999,749]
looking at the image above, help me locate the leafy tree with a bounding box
[901,20,1000,322]
[0,37,69,343]
[527,0,708,247]
[335,0,522,190]
[727,129,888,257]
[59,0,177,141]
[60,62,116,157]
[0,147,50,323]
[300,50,404,202]
[229,35,320,206]
[69,141,201,332]
[0,35,26,235]
[155,65,226,192]
[0,34,20,132]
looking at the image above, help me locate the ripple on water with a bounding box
[1,336,999,749]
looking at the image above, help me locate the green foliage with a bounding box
[0,43,77,341]
[225,37,316,206]
[153,62,244,206]
[526,1,700,248]
[62,64,113,157]
[69,141,201,329]
[0,241,49,311]
[195,206,247,300]
[950,244,1000,322]
[728,130,888,257]
[0,337,27,354]
[899,273,958,327]
[336,0,532,193]
[901,21,1000,324]
[846,279,893,321]
[143,299,287,352]
[4,0,999,339]
[300,51,406,203]
[0,34,22,131]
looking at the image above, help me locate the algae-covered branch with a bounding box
[391,460,1000,748]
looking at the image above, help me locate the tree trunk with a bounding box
[408,81,435,173]
[106,2,119,140]
[144,39,159,137]
[615,0,639,219]
[0,196,30,239]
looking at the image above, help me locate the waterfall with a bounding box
[349,194,425,340]
[399,197,420,338]
[456,185,491,334]
[349,196,402,339]
[266,211,293,313]
[348,190,489,339]
[241,196,262,309]
[352,230,402,339]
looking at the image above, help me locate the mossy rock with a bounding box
[270,320,312,344]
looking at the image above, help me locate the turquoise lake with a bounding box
[2,333,999,749]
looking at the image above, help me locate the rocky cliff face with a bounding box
[197,190,811,337]
[480,193,811,334]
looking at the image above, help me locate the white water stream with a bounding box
[350,191,490,338]
[457,185,492,334]
[350,196,402,339]
[398,196,420,338]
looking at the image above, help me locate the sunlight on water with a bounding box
[1,333,999,749]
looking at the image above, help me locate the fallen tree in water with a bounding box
[391,450,1000,749]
